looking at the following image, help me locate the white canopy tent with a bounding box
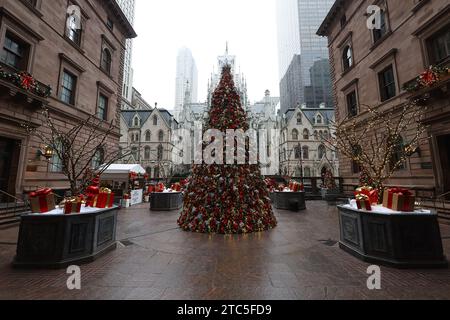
[100,164,146,206]
[101,164,146,177]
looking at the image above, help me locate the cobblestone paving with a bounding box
[0,201,449,300]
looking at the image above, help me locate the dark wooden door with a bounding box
[0,137,16,201]
[437,135,450,196]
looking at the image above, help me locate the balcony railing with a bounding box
[0,66,52,104]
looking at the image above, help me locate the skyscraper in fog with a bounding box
[116,0,136,103]
[174,47,198,120]
[277,0,334,113]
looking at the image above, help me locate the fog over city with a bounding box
[132,0,280,110]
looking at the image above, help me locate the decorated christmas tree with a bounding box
[177,65,277,234]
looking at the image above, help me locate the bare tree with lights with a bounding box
[23,108,134,196]
[323,101,427,201]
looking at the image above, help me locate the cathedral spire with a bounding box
[226,41,229,55]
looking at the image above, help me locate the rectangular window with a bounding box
[98,94,108,120]
[106,17,114,30]
[60,70,76,105]
[346,91,358,117]
[378,65,396,102]
[427,25,450,64]
[1,32,30,70]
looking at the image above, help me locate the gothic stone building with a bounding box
[0,0,136,200]
[279,105,339,178]
[119,108,179,180]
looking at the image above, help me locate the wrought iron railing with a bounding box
[0,190,30,226]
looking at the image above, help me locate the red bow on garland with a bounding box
[19,72,35,90]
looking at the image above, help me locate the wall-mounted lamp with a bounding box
[38,145,54,160]
[404,145,421,157]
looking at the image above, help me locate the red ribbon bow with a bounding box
[30,188,52,198]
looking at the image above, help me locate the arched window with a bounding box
[67,15,82,46]
[101,48,112,74]
[314,131,319,140]
[342,45,353,70]
[302,146,309,160]
[316,115,323,124]
[373,9,387,42]
[146,167,152,176]
[154,167,160,179]
[153,115,158,125]
[323,131,329,139]
[158,130,164,142]
[297,113,302,124]
[318,145,326,159]
[133,116,140,127]
[292,129,299,140]
[157,144,163,161]
[144,146,151,160]
[294,145,301,159]
[303,129,310,140]
[284,148,287,160]
[145,130,151,142]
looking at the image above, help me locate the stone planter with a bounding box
[337,205,448,268]
[14,207,119,269]
[273,192,306,211]
[150,192,183,211]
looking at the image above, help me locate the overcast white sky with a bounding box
[132,0,280,110]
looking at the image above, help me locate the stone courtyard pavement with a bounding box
[0,201,449,300]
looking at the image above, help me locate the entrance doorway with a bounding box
[437,134,450,197]
[0,137,20,202]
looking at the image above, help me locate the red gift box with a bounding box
[85,185,100,207]
[356,194,372,211]
[171,183,182,192]
[355,187,378,204]
[29,188,56,213]
[383,188,415,211]
[63,197,82,214]
[155,183,165,193]
[148,185,155,193]
[96,188,115,209]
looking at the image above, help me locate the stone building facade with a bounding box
[0,0,136,199]
[318,0,450,197]
[119,108,179,180]
[279,105,339,178]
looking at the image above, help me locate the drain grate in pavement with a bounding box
[318,239,338,247]
[119,240,135,247]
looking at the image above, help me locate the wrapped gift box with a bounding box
[30,188,56,213]
[63,197,83,214]
[171,183,182,192]
[355,186,378,204]
[96,188,115,209]
[356,194,372,211]
[392,193,415,212]
[383,188,415,212]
